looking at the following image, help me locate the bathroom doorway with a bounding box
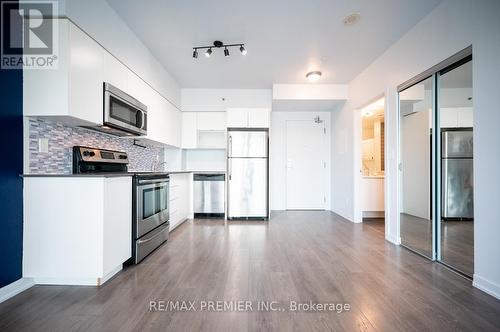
[360,97,385,227]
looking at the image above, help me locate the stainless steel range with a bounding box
[72,146,170,264]
[132,173,170,263]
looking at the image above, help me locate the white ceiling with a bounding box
[106,0,442,89]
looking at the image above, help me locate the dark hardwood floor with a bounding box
[1,211,499,331]
[400,213,474,277]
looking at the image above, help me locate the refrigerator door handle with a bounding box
[228,160,232,181]
[442,159,448,218]
[228,135,233,157]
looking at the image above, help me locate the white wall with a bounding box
[270,111,331,211]
[61,0,181,108]
[400,110,431,219]
[331,100,356,220]
[332,0,500,298]
[182,150,226,171]
[181,89,272,112]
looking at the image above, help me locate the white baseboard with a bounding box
[363,211,385,218]
[33,265,123,286]
[330,209,357,223]
[473,274,500,300]
[98,265,123,286]
[0,278,35,303]
[385,232,400,245]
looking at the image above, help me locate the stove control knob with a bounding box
[119,155,127,159]
[83,151,90,157]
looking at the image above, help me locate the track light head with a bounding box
[192,49,198,58]
[224,47,229,57]
[240,45,247,55]
[205,48,212,58]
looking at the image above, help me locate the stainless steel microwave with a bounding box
[102,82,148,136]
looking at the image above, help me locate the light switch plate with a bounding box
[38,138,49,153]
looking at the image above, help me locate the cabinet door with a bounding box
[248,108,271,128]
[182,112,198,148]
[68,22,104,124]
[197,112,226,130]
[226,108,248,128]
[457,107,473,127]
[103,51,128,92]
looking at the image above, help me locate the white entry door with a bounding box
[286,120,326,209]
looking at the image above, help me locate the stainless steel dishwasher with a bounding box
[193,174,225,218]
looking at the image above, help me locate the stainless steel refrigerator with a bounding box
[442,129,473,220]
[227,129,269,220]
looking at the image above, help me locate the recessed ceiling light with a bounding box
[362,110,374,117]
[343,13,361,26]
[306,71,322,82]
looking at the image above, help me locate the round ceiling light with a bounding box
[343,13,361,26]
[306,71,322,82]
[362,110,374,117]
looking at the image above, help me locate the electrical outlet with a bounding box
[38,138,49,153]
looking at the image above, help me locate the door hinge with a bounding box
[324,196,326,203]
[324,127,326,134]
[323,161,326,168]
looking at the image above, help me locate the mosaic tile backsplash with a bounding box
[28,118,165,174]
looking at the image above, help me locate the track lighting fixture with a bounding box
[192,40,246,59]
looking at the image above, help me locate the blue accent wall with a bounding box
[0,0,24,288]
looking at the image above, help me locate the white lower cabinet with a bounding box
[169,173,193,231]
[23,176,132,286]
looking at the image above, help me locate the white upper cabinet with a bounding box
[182,112,197,149]
[68,23,103,124]
[248,108,271,128]
[197,112,226,131]
[181,112,227,149]
[24,19,103,125]
[440,107,473,128]
[226,108,271,128]
[226,108,249,128]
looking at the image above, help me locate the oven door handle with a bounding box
[138,179,169,185]
[137,224,169,244]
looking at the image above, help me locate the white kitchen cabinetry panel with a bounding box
[103,51,128,91]
[457,107,473,127]
[24,19,103,125]
[226,108,271,128]
[140,87,182,148]
[248,108,271,128]
[68,22,103,124]
[23,176,132,286]
[182,112,198,149]
[440,107,473,128]
[197,112,226,130]
[169,173,193,231]
[226,108,249,128]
